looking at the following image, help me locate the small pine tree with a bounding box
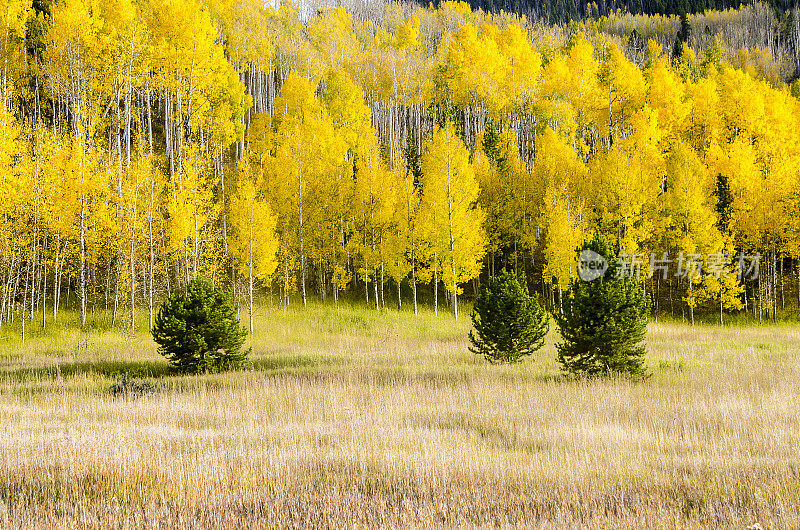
[555,234,648,377]
[469,269,549,363]
[152,277,250,374]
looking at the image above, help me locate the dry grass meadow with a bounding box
[1,303,799,528]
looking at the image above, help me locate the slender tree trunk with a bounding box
[54,242,62,322]
[298,159,307,307]
[248,210,254,335]
[447,177,457,320]
[21,256,31,344]
[759,264,763,324]
[79,199,87,328]
[129,230,136,333]
[434,254,438,316]
[374,266,379,311]
[41,238,47,330]
[380,262,385,309]
[412,257,418,315]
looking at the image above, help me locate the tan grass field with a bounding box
[1,304,799,528]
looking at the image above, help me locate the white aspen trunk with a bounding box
[53,239,62,321]
[112,263,119,328]
[192,150,199,280]
[124,25,134,167]
[374,266,379,311]
[21,253,31,343]
[148,174,155,332]
[219,152,231,288]
[284,253,290,309]
[297,148,307,307]
[41,238,47,330]
[79,198,87,328]
[447,165,457,320]
[773,247,778,323]
[129,228,136,333]
[412,255,418,315]
[129,165,139,333]
[434,254,438,316]
[249,208,254,335]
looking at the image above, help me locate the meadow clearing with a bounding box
[0,303,798,528]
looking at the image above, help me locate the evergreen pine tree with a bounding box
[555,234,648,377]
[469,269,549,363]
[152,277,250,374]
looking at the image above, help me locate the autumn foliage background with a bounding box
[1,0,799,329]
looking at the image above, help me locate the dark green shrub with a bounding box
[555,233,648,377]
[469,269,549,363]
[109,373,166,397]
[152,277,249,374]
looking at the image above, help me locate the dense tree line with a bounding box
[1,0,799,339]
[451,0,800,27]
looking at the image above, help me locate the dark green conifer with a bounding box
[555,233,648,377]
[469,269,549,363]
[152,277,249,374]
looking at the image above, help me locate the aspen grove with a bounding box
[1,0,800,334]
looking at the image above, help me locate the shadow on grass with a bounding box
[2,349,567,389]
[0,358,172,383]
[250,353,346,374]
[1,352,346,385]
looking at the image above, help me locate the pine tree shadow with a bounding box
[1,359,172,382]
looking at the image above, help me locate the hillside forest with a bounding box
[1,0,800,335]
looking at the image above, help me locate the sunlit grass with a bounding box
[1,302,799,527]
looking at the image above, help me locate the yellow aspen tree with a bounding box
[321,68,371,303]
[351,133,400,309]
[598,42,647,147]
[0,0,30,105]
[690,271,744,325]
[646,51,690,146]
[498,23,540,111]
[443,22,508,115]
[72,145,116,327]
[663,140,721,255]
[592,108,664,255]
[148,0,246,174]
[472,135,504,269]
[0,106,26,328]
[248,111,297,307]
[164,146,213,286]
[396,146,428,314]
[269,71,345,307]
[540,34,604,153]
[420,122,485,319]
[229,160,279,334]
[532,128,587,307]
[708,138,761,250]
[685,74,720,154]
[664,140,724,326]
